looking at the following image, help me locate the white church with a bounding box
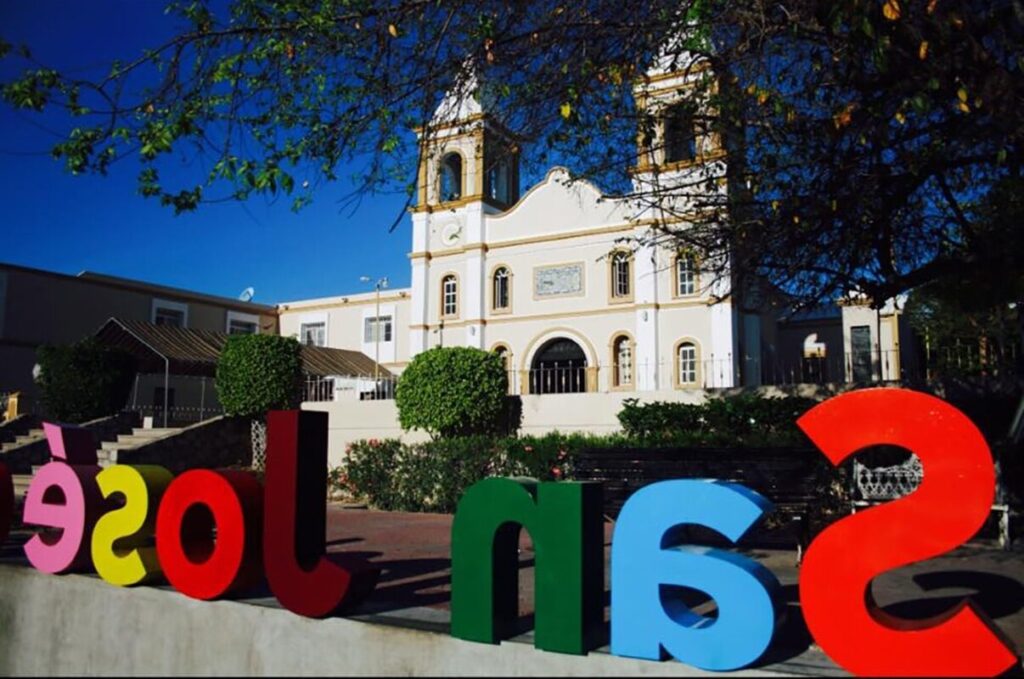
[276,50,908,396]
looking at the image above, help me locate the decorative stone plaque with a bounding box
[534,263,584,298]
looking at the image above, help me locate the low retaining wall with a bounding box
[303,385,842,468]
[0,563,821,676]
[116,415,251,473]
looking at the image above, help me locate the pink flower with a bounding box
[369,438,381,448]
[524,445,534,453]
[551,467,563,479]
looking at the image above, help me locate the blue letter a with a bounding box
[610,479,781,670]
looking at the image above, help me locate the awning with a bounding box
[94,318,391,378]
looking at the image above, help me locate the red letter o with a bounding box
[156,470,263,600]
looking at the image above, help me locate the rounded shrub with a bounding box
[216,334,303,418]
[395,346,511,438]
[36,338,137,423]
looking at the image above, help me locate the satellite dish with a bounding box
[239,287,255,302]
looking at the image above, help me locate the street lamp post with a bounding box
[360,275,389,394]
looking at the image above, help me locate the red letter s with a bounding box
[798,388,1017,676]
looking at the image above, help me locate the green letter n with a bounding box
[450,477,604,655]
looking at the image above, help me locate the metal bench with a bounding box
[851,454,1012,549]
[573,447,834,563]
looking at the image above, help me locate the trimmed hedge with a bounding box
[342,432,626,513]
[36,339,137,423]
[395,346,515,438]
[215,334,303,418]
[617,394,817,446]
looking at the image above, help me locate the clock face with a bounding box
[441,223,462,246]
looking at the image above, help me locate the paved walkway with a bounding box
[323,505,1024,674]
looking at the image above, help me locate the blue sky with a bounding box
[0,1,414,304]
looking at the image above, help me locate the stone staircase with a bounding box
[9,426,181,504]
[0,428,45,455]
[95,427,181,468]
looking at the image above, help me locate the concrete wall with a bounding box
[0,563,815,677]
[306,389,716,467]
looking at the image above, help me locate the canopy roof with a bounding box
[94,318,390,378]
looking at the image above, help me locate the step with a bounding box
[131,428,179,438]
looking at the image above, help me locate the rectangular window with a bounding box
[300,322,326,347]
[363,316,393,343]
[154,307,185,327]
[493,269,510,310]
[152,298,188,327]
[443,277,458,316]
[612,254,631,298]
[678,344,697,385]
[227,311,259,335]
[228,319,258,335]
[677,256,696,296]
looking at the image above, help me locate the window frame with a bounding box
[609,332,635,390]
[491,265,512,314]
[151,298,189,328]
[663,103,698,166]
[226,310,260,335]
[438,151,464,203]
[441,273,460,319]
[363,315,394,343]
[674,252,699,298]
[674,339,701,388]
[608,250,634,304]
[299,321,327,347]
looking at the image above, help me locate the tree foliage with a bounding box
[395,346,511,438]
[215,333,303,417]
[2,0,1022,308]
[35,338,137,423]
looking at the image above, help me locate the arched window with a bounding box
[492,267,510,311]
[610,251,631,300]
[676,252,697,296]
[664,104,697,164]
[439,153,462,202]
[442,274,458,317]
[677,341,699,386]
[612,334,633,388]
[493,344,511,371]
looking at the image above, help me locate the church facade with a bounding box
[276,42,915,396]
[278,52,777,394]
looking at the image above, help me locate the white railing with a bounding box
[302,374,399,402]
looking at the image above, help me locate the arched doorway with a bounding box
[530,338,588,394]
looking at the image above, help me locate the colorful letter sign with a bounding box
[1,391,1016,677]
[798,388,1018,676]
[610,479,781,670]
[450,477,604,654]
[263,410,379,618]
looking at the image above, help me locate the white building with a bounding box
[277,52,911,395]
